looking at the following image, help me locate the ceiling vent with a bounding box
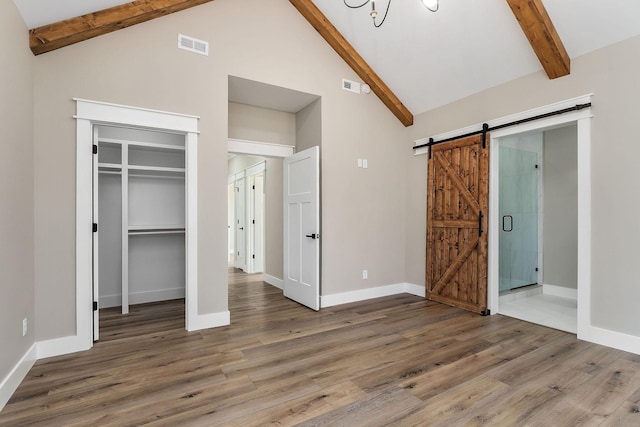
[178,34,209,56]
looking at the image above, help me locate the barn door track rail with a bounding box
[414,102,592,157]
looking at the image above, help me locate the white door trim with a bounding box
[228,138,294,158]
[73,99,200,357]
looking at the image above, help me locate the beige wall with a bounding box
[0,1,35,380]
[228,155,265,175]
[32,0,407,340]
[407,34,640,336]
[228,102,296,146]
[543,125,578,290]
[296,99,322,152]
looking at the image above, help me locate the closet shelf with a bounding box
[129,165,185,173]
[98,137,185,152]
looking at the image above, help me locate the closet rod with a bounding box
[413,102,592,152]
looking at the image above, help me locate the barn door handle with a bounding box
[306,233,318,239]
[478,211,484,236]
[502,215,513,232]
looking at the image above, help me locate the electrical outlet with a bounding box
[23,318,27,337]
[362,269,368,279]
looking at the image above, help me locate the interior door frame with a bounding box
[71,99,200,356]
[246,161,266,274]
[487,96,592,340]
[234,173,247,271]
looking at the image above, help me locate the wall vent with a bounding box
[342,78,361,94]
[178,34,209,56]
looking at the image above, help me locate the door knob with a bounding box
[305,233,319,239]
[239,227,244,230]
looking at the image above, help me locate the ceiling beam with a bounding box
[506,0,570,79]
[29,0,214,56]
[289,0,413,127]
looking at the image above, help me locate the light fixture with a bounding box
[421,0,439,12]
[343,0,439,28]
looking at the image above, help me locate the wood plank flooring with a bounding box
[2,269,640,426]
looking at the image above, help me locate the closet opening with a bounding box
[94,125,187,339]
[76,99,199,352]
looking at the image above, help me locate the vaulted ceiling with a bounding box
[12,0,640,124]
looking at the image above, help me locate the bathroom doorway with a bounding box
[494,124,578,333]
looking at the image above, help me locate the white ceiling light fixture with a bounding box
[343,0,438,28]
[421,0,439,12]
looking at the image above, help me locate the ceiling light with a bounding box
[344,0,439,28]
[421,0,439,12]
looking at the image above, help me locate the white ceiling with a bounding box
[314,0,640,114]
[12,0,640,116]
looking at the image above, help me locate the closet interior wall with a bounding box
[96,125,186,314]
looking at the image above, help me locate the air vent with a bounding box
[342,78,361,94]
[178,34,209,56]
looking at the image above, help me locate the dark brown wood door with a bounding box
[426,134,489,314]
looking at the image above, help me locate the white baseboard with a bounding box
[0,344,37,411]
[543,284,577,300]
[321,282,424,308]
[186,310,230,332]
[100,288,186,308]
[264,274,283,290]
[404,283,426,298]
[37,334,91,360]
[582,325,640,355]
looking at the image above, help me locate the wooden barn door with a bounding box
[426,134,489,314]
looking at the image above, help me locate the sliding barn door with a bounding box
[426,134,489,314]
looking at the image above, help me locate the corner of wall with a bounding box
[0,344,37,411]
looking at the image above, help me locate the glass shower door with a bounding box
[499,145,539,292]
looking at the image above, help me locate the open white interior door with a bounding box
[284,146,320,310]
[91,127,99,341]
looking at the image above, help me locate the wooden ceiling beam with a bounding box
[29,0,214,56]
[289,0,413,127]
[506,0,570,79]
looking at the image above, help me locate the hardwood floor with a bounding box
[2,269,640,426]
